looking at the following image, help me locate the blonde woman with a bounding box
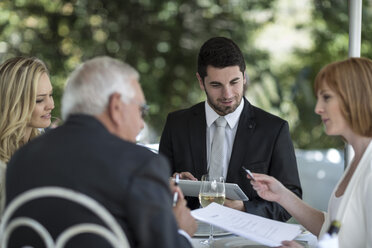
[0,56,54,214]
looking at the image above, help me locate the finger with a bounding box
[223,198,232,207]
[180,172,197,181]
[250,173,269,181]
[174,185,185,199]
[251,181,264,190]
[246,174,254,180]
[176,196,187,207]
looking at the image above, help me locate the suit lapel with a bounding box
[226,98,256,181]
[189,103,208,179]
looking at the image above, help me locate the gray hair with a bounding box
[61,56,138,120]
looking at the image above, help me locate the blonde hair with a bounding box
[314,57,372,137]
[0,57,49,163]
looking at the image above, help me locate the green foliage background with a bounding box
[1,0,372,149]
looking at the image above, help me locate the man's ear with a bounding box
[243,71,249,85]
[196,72,205,90]
[108,92,124,126]
[242,71,249,92]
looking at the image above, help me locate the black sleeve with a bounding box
[126,155,192,248]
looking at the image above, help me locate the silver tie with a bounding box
[209,116,227,179]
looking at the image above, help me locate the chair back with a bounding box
[0,186,130,248]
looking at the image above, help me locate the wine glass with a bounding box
[198,174,225,245]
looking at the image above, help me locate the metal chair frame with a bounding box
[0,186,130,248]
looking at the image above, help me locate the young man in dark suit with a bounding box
[6,56,196,247]
[159,37,302,222]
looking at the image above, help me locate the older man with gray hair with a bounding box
[6,56,196,248]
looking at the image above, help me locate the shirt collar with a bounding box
[205,98,244,128]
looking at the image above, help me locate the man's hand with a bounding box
[172,185,197,237]
[173,172,197,181]
[224,199,245,211]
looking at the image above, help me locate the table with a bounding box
[191,234,317,248]
[191,225,318,248]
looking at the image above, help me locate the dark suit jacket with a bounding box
[6,114,191,248]
[159,98,302,221]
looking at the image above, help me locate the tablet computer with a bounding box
[176,179,249,201]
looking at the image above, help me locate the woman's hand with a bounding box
[249,173,288,203]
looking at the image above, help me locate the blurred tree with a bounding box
[245,0,372,149]
[1,0,371,149]
[0,0,275,143]
[289,0,372,149]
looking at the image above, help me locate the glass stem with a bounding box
[208,224,214,243]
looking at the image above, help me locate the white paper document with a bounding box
[191,203,302,247]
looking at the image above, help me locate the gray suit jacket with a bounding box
[159,98,302,221]
[6,114,191,248]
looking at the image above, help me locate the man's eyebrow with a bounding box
[230,77,240,83]
[209,81,222,84]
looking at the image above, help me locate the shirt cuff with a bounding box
[178,229,192,244]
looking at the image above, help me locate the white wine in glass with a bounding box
[198,174,225,245]
[199,193,226,207]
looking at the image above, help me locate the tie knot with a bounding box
[215,117,227,128]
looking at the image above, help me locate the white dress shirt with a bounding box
[205,99,244,179]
